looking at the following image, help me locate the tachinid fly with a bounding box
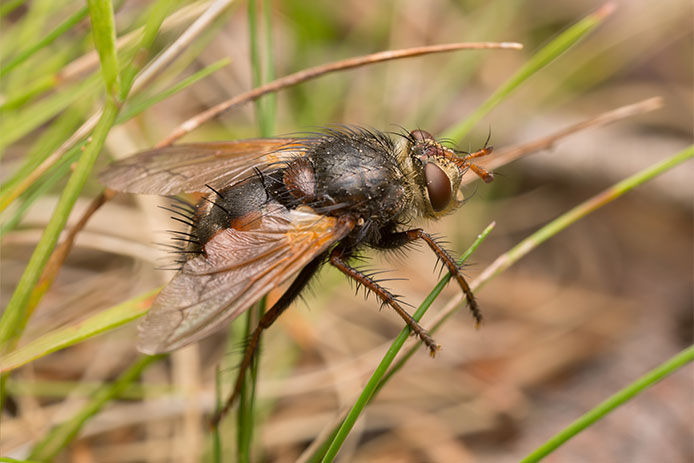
[101,126,493,419]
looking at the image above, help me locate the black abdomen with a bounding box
[188,174,271,255]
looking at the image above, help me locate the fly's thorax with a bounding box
[305,129,409,222]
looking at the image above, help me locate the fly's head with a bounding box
[402,129,493,220]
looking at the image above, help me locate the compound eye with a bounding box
[425,163,452,212]
[410,129,434,143]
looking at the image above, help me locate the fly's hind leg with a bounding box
[329,246,440,356]
[210,254,324,427]
[377,229,482,326]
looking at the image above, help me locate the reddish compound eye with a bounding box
[410,129,434,143]
[424,163,452,212]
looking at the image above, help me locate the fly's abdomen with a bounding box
[188,174,271,254]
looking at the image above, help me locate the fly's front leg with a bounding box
[378,229,482,326]
[329,246,440,356]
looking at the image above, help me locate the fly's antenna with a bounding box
[453,130,495,183]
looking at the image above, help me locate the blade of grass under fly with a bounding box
[212,367,223,462]
[520,345,694,462]
[237,307,258,463]
[318,223,496,462]
[443,2,616,143]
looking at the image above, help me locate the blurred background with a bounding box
[1,0,692,461]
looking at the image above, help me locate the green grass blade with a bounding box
[118,58,230,123]
[118,0,178,97]
[0,0,177,370]
[373,223,497,391]
[28,354,165,461]
[0,457,43,463]
[0,147,74,237]
[0,74,58,111]
[319,222,496,462]
[1,0,138,406]
[137,12,227,95]
[248,0,262,129]
[0,6,88,78]
[2,60,226,219]
[0,59,227,216]
[443,3,616,143]
[212,367,223,462]
[0,102,121,353]
[7,378,172,400]
[0,103,84,200]
[2,0,54,85]
[0,289,157,372]
[0,75,101,151]
[520,345,694,462]
[87,0,121,99]
[0,0,25,17]
[248,0,276,137]
[237,307,258,463]
[261,0,276,135]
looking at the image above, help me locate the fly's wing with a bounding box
[100,139,306,195]
[137,204,354,354]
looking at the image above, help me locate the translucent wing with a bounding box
[100,139,306,194]
[137,204,354,354]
